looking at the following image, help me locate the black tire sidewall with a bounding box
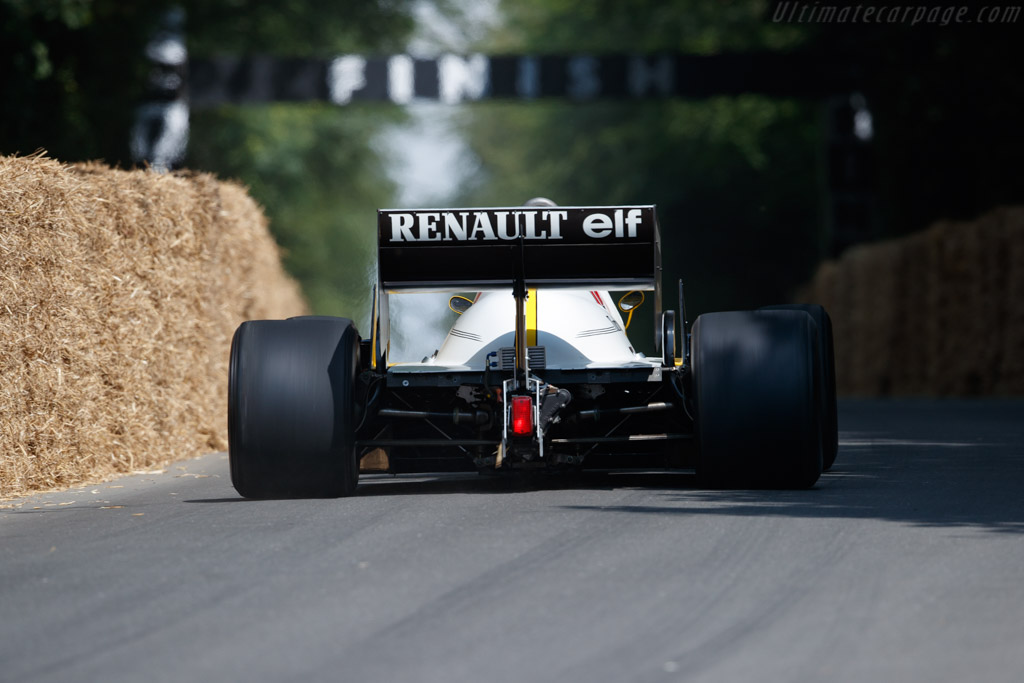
[229,317,359,498]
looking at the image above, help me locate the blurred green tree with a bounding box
[180,0,414,318]
[454,0,1024,343]
[455,0,825,335]
[6,0,1021,327]
[0,1,162,162]
[1,0,415,320]
[187,102,403,316]
[804,17,1024,239]
[0,0,413,162]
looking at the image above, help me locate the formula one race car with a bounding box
[228,200,837,498]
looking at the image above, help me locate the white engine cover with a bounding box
[395,290,655,372]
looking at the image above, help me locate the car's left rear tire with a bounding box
[228,316,360,499]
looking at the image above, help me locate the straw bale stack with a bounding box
[798,206,1024,395]
[0,154,306,497]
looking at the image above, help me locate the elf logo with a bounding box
[385,208,647,243]
[581,209,644,239]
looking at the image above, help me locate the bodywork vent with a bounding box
[496,346,546,370]
[498,347,516,370]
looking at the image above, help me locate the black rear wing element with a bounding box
[377,205,661,292]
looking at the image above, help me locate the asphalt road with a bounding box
[2,399,1023,683]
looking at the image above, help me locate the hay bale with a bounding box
[890,230,932,394]
[850,241,902,395]
[797,205,1024,396]
[994,207,1024,393]
[926,218,974,393]
[0,153,307,498]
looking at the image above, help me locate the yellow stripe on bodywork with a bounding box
[526,288,538,346]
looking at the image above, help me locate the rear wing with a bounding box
[377,205,661,292]
[370,205,663,370]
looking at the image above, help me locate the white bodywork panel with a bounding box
[391,289,658,373]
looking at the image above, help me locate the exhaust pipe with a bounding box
[377,407,490,426]
[578,402,675,420]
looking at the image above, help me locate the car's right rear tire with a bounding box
[692,309,822,489]
[761,304,838,471]
[228,316,360,499]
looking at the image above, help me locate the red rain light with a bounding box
[511,396,533,435]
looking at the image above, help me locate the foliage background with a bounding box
[1,0,414,319]
[3,0,1023,350]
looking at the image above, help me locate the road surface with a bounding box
[2,399,1023,682]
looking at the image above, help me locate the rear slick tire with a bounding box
[692,309,823,489]
[761,304,838,471]
[228,316,360,499]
